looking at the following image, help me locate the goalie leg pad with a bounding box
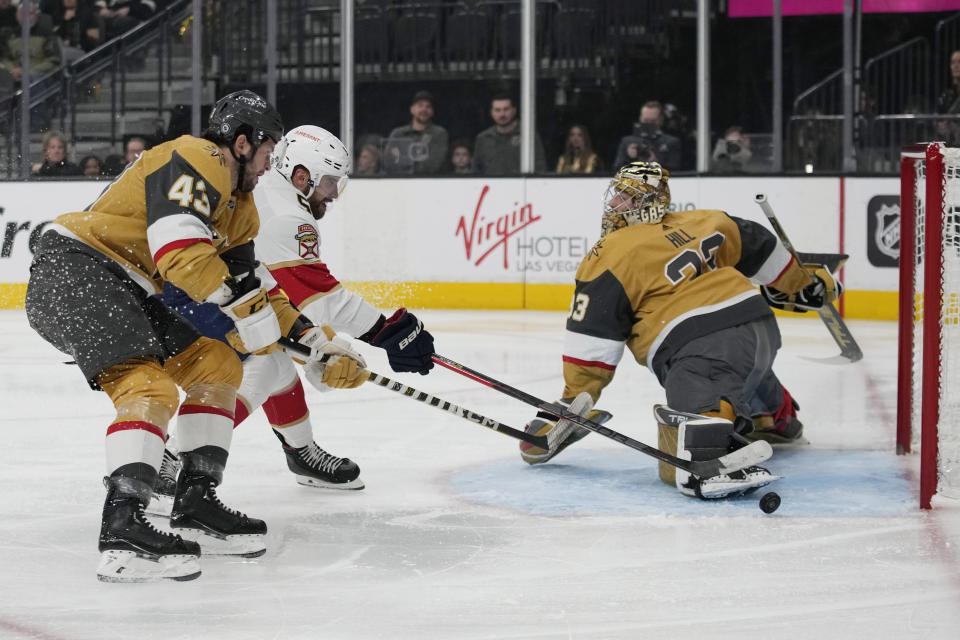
[656,400,737,486]
[674,417,737,495]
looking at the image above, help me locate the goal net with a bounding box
[898,142,960,508]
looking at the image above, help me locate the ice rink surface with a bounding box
[0,308,958,640]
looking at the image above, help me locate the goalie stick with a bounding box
[278,337,548,448]
[754,193,863,363]
[430,353,773,479]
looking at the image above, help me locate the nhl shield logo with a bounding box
[874,203,900,260]
[295,223,320,259]
[866,195,900,268]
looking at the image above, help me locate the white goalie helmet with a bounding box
[272,125,351,199]
[601,161,672,237]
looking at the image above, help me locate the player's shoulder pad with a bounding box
[147,136,232,197]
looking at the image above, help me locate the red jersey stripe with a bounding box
[153,237,212,265]
[562,355,617,371]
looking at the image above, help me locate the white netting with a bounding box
[911,157,924,453]
[912,147,960,500]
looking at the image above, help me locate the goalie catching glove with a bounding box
[209,274,282,354]
[298,325,368,391]
[366,308,435,375]
[761,264,843,313]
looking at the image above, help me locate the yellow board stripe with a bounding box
[0,281,899,320]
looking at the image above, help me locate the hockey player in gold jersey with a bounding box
[24,90,367,581]
[519,161,842,499]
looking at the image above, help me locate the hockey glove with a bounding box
[761,264,843,313]
[369,308,435,375]
[301,325,369,392]
[214,275,282,354]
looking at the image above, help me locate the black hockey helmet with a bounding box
[204,90,284,147]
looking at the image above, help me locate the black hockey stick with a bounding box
[754,193,863,363]
[430,354,773,479]
[278,337,548,448]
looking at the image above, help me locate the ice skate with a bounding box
[170,454,267,558]
[145,448,180,516]
[283,442,364,490]
[748,389,806,444]
[97,476,201,583]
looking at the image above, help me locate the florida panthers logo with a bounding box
[295,223,319,259]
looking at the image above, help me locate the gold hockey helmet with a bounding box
[601,161,671,236]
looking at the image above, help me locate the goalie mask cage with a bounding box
[898,142,960,509]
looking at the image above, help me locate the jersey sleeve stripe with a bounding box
[563,330,625,367]
[562,355,617,371]
[153,237,212,264]
[147,212,214,262]
[747,242,793,285]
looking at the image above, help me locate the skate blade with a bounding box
[144,493,173,517]
[96,549,201,583]
[296,475,365,490]
[173,527,267,558]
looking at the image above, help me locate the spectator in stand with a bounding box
[100,152,125,176]
[0,1,62,98]
[32,130,81,176]
[612,100,682,170]
[0,0,17,32]
[383,90,448,175]
[936,50,960,146]
[555,124,600,174]
[124,134,148,164]
[80,153,102,177]
[354,137,381,176]
[49,0,105,64]
[95,0,155,40]
[711,125,758,173]
[448,138,473,174]
[473,92,546,176]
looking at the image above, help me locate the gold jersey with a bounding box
[561,209,811,402]
[54,135,257,300]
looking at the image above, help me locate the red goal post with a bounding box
[897,142,960,509]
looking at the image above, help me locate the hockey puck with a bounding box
[759,491,781,514]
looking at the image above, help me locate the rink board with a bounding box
[450,449,916,517]
[0,175,901,318]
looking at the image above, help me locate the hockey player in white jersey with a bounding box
[155,125,435,504]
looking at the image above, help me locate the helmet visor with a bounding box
[314,173,349,199]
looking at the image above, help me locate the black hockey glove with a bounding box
[368,308,435,375]
[761,265,843,313]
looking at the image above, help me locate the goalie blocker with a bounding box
[761,262,843,314]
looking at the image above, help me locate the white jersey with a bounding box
[253,170,381,337]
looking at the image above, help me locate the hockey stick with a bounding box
[430,354,773,479]
[277,337,548,448]
[754,193,863,363]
